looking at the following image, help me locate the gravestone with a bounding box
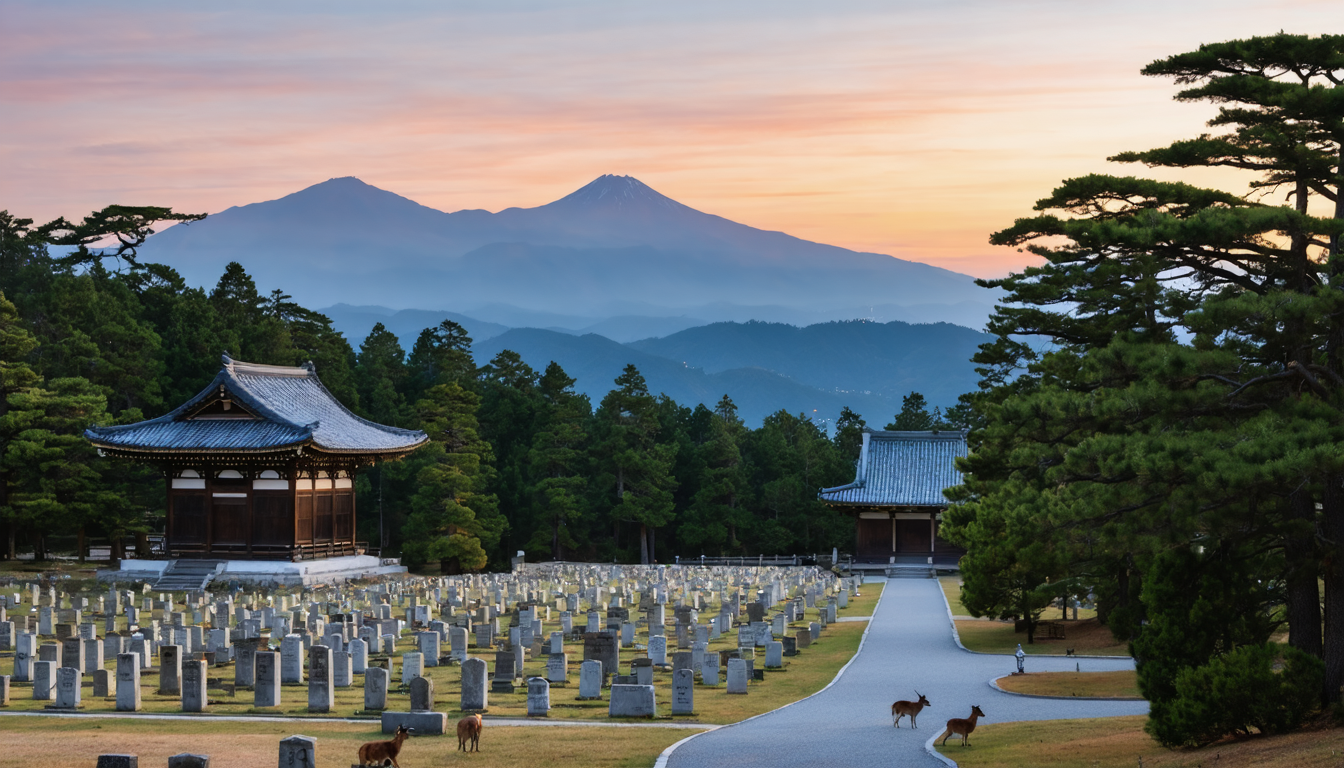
[700,654,719,685]
[765,640,783,668]
[84,637,104,675]
[13,633,34,681]
[308,644,333,712]
[672,651,693,677]
[255,651,280,707]
[116,653,141,711]
[349,637,368,673]
[527,676,550,716]
[578,659,602,699]
[277,736,315,768]
[460,657,487,710]
[608,683,656,717]
[234,638,258,687]
[95,756,137,768]
[54,665,81,708]
[334,651,352,687]
[648,635,667,666]
[546,652,568,684]
[281,634,303,684]
[491,651,516,694]
[32,660,52,700]
[781,635,798,656]
[726,658,748,694]
[632,657,653,686]
[93,668,110,697]
[449,626,468,663]
[182,660,207,712]
[167,754,210,768]
[160,645,182,695]
[795,629,811,649]
[401,652,424,683]
[409,675,434,711]
[671,668,694,715]
[417,632,440,667]
[364,666,389,711]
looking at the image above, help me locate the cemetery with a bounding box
[0,561,878,765]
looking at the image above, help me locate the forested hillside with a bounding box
[0,208,948,567]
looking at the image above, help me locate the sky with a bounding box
[2,1,1339,278]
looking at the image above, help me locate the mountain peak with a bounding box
[550,174,684,211]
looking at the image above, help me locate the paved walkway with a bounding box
[665,578,1147,767]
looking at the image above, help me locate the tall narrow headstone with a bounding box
[254,651,280,707]
[308,644,333,713]
[54,666,81,708]
[116,653,141,711]
[578,659,602,699]
[671,668,694,714]
[526,676,550,716]
[182,660,207,712]
[32,660,52,700]
[364,666,389,711]
[726,657,748,694]
[460,657,487,710]
[409,675,434,711]
[280,634,303,684]
[159,645,182,695]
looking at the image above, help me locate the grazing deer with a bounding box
[891,691,931,728]
[938,705,986,747]
[358,724,414,767]
[457,713,484,752]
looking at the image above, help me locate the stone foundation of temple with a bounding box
[98,554,408,587]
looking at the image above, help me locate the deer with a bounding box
[891,691,931,728]
[357,724,414,767]
[457,713,484,752]
[938,705,986,747]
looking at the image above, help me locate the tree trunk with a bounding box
[1286,489,1324,658]
[1322,473,1344,704]
[639,523,650,565]
[77,526,86,563]
[135,531,150,558]
[108,536,122,568]
[648,527,656,564]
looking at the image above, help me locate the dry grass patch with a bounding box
[935,715,1344,768]
[995,670,1141,699]
[0,716,696,768]
[954,618,1129,656]
[939,577,968,616]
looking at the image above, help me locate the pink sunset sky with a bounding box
[2,1,1337,278]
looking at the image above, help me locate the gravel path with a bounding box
[664,577,1147,767]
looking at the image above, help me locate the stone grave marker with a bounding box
[671,668,694,715]
[460,657,487,710]
[255,651,279,707]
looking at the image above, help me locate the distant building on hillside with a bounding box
[819,429,967,572]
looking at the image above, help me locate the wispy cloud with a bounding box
[0,0,1331,278]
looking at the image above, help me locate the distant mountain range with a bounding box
[467,319,989,428]
[137,175,999,331]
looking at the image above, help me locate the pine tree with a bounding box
[885,392,934,430]
[525,362,591,560]
[355,323,410,428]
[833,406,866,462]
[400,383,503,573]
[591,365,677,564]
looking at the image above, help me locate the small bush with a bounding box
[1146,643,1322,748]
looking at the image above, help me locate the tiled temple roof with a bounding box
[86,355,428,456]
[819,429,966,507]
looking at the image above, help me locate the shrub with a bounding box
[1146,643,1323,748]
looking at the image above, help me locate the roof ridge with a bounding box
[222,353,314,378]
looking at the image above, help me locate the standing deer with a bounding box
[891,691,931,728]
[357,724,414,767]
[938,705,986,747]
[457,713,484,752]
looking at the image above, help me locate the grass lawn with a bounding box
[934,715,1344,768]
[995,670,1141,699]
[0,716,698,768]
[939,577,968,616]
[954,618,1129,656]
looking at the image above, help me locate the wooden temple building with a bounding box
[86,355,427,563]
[819,429,967,570]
